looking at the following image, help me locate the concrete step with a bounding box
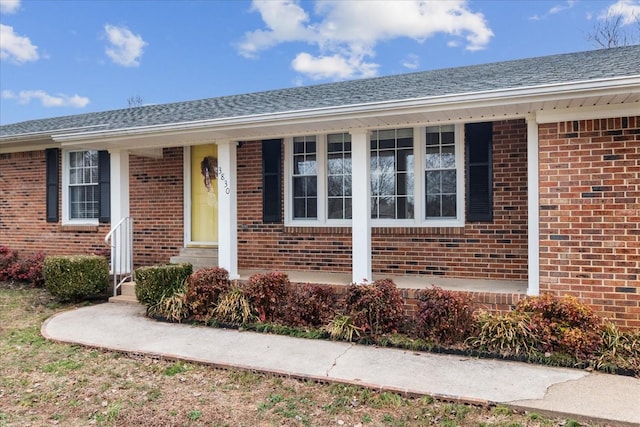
[108,294,140,305]
[109,281,139,304]
[170,247,218,270]
[121,281,136,297]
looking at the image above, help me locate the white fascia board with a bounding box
[536,103,640,123]
[50,76,640,145]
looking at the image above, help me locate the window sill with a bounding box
[60,224,100,233]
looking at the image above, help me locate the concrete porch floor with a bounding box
[237,269,527,294]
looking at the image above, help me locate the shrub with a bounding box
[414,286,476,345]
[215,286,255,325]
[515,294,603,359]
[135,263,193,308]
[185,267,231,322]
[43,255,109,301]
[7,251,46,287]
[0,246,18,281]
[343,279,404,337]
[244,271,290,323]
[468,312,537,356]
[283,283,336,327]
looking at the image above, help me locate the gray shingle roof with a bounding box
[2,45,639,138]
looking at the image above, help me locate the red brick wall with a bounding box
[539,116,640,328]
[237,141,353,271]
[0,150,110,257]
[129,147,184,266]
[237,119,529,281]
[0,148,184,267]
[373,120,528,280]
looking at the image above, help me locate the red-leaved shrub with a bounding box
[515,294,603,359]
[415,286,476,345]
[283,283,336,327]
[343,279,404,337]
[0,246,18,281]
[245,271,290,323]
[185,267,230,322]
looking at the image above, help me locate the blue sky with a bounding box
[1,0,639,125]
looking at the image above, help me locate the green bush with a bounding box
[415,286,476,345]
[343,279,404,337]
[135,263,193,307]
[43,255,109,301]
[185,267,230,322]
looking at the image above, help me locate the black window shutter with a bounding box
[465,122,493,222]
[262,140,282,223]
[98,150,111,223]
[45,148,59,223]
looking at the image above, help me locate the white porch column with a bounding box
[526,115,540,296]
[217,140,239,279]
[350,130,372,283]
[108,149,131,276]
[109,149,130,227]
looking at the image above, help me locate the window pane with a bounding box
[328,176,343,196]
[441,145,455,168]
[425,127,457,220]
[328,198,343,219]
[305,176,317,197]
[426,194,440,217]
[442,195,456,217]
[426,170,441,194]
[441,170,456,193]
[370,128,414,219]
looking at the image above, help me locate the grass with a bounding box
[0,283,607,426]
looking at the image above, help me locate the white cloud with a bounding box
[104,24,147,67]
[239,0,493,80]
[0,23,38,63]
[0,0,20,14]
[602,0,640,25]
[2,89,90,108]
[402,53,420,70]
[549,0,577,15]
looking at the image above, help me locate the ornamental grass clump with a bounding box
[414,286,476,345]
[214,286,255,325]
[185,267,231,322]
[468,311,537,357]
[343,279,404,337]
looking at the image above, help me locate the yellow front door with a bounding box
[190,144,218,245]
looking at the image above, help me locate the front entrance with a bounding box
[189,144,218,246]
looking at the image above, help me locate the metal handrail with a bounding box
[104,216,134,297]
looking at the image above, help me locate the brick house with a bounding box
[1,46,639,328]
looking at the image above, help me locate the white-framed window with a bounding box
[62,149,100,224]
[370,128,414,220]
[284,125,464,227]
[327,133,352,220]
[425,125,457,219]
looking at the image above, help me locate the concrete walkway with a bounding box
[42,303,640,426]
